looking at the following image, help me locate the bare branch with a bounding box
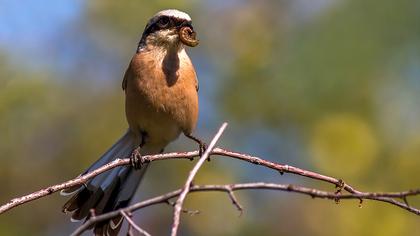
[166,200,200,216]
[1,121,419,236]
[70,182,420,235]
[120,210,151,236]
[226,186,243,215]
[71,189,184,236]
[171,122,228,236]
[1,148,419,216]
[0,157,128,214]
[0,151,197,214]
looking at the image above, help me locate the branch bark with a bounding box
[2,147,418,216]
[171,122,227,236]
[0,123,419,236]
[120,210,151,236]
[70,182,420,235]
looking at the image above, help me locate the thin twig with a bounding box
[0,157,130,214]
[226,186,244,215]
[71,181,420,235]
[170,122,228,236]
[166,200,200,216]
[0,151,195,214]
[71,189,183,236]
[120,210,151,236]
[1,121,419,236]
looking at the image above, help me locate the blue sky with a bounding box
[0,0,84,70]
[0,0,83,48]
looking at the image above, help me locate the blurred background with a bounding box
[1,0,419,235]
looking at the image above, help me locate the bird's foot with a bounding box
[199,142,208,159]
[130,146,146,169]
[186,134,209,161]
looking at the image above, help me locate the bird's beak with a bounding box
[178,23,199,47]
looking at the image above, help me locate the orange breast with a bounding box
[123,48,198,147]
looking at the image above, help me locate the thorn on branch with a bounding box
[334,192,341,204]
[358,199,363,208]
[47,187,54,195]
[334,195,340,204]
[166,200,200,216]
[309,189,317,199]
[226,187,244,216]
[335,179,345,192]
[251,158,261,165]
[334,179,345,204]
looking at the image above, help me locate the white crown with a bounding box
[154,9,192,21]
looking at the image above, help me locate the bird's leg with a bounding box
[130,131,148,169]
[185,133,209,160]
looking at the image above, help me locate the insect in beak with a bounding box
[179,26,199,47]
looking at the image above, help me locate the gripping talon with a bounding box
[200,143,210,161]
[185,133,208,159]
[130,147,143,169]
[199,143,205,156]
[130,131,148,169]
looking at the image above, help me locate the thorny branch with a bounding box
[0,123,419,236]
[70,182,420,236]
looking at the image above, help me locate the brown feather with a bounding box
[125,46,199,147]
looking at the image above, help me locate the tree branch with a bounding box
[120,210,151,236]
[2,146,418,215]
[70,182,420,235]
[171,122,227,236]
[1,123,419,236]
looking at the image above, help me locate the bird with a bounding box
[61,9,203,235]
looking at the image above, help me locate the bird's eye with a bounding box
[157,16,170,28]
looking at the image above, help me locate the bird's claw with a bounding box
[185,133,210,161]
[130,147,145,169]
[199,142,210,161]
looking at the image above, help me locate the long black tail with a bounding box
[61,131,149,235]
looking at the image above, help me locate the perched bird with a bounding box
[61,9,202,235]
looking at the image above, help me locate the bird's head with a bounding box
[139,9,199,51]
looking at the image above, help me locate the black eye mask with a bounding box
[143,16,192,37]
